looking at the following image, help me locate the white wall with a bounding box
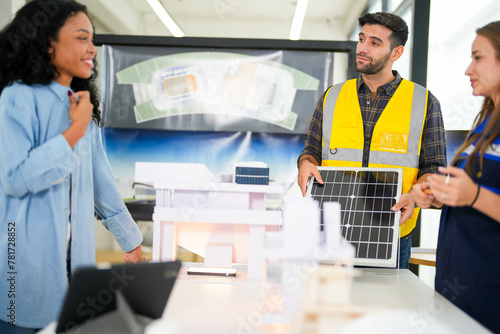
[0,3,11,29]
[418,0,500,288]
[0,0,26,29]
[428,0,500,131]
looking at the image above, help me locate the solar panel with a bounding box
[306,167,402,267]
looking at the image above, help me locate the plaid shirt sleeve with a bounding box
[298,90,327,166]
[418,91,447,178]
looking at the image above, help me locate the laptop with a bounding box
[56,261,182,333]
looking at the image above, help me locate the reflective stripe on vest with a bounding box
[321,78,428,237]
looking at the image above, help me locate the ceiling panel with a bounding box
[84,0,369,40]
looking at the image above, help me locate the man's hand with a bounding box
[392,192,415,226]
[412,177,436,209]
[297,155,323,196]
[123,244,147,263]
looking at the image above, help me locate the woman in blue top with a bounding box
[413,21,500,333]
[0,1,144,332]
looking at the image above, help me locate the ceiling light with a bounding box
[289,0,309,40]
[146,0,185,37]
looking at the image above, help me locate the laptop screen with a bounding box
[56,261,181,333]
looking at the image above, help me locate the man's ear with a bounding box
[391,45,404,61]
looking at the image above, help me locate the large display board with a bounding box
[103,46,332,134]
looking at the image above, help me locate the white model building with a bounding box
[262,198,356,324]
[134,162,283,279]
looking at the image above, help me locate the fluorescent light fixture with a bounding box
[146,0,185,37]
[289,0,309,40]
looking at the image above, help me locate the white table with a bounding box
[410,247,436,267]
[40,265,490,334]
[160,266,491,334]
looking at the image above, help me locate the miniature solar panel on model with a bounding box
[306,167,402,267]
[235,166,270,185]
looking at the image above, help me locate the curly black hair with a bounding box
[0,0,101,124]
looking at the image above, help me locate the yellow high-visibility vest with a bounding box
[321,78,428,237]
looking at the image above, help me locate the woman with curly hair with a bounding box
[0,1,144,332]
[413,21,500,333]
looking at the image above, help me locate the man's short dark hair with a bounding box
[358,12,409,49]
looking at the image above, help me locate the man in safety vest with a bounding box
[297,12,447,269]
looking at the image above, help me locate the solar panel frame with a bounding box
[306,166,403,268]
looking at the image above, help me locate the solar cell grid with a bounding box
[307,167,402,267]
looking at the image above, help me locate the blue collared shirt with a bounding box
[0,81,143,328]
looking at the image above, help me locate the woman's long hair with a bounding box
[0,0,101,124]
[451,21,500,177]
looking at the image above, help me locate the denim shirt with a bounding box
[0,81,143,328]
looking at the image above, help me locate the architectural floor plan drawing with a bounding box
[116,52,320,131]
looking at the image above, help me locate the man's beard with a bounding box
[355,51,391,74]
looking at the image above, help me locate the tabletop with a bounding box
[159,265,490,334]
